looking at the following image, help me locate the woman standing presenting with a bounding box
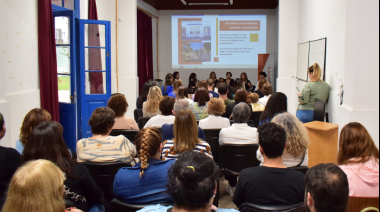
[297,63,330,123]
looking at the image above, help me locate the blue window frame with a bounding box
[52,0,80,19]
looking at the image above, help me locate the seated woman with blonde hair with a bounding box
[143,86,163,118]
[2,159,82,212]
[257,112,310,167]
[199,98,230,129]
[162,109,212,161]
[338,122,379,197]
[108,94,139,130]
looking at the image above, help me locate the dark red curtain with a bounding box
[137,10,153,93]
[88,0,104,94]
[38,0,60,122]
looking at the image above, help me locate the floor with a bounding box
[218,177,238,210]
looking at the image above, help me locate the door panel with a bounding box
[78,20,111,139]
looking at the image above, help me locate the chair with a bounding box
[110,129,139,143]
[239,203,305,212]
[138,117,151,129]
[346,197,379,212]
[81,162,132,202]
[219,144,261,175]
[313,99,326,122]
[134,109,143,123]
[109,198,171,212]
[203,129,222,163]
[288,166,309,175]
[247,120,255,127]
[251,112,263,128]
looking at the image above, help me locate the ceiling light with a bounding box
[230,0,233,5]
[181,0,187,5]
[188,3,229,5]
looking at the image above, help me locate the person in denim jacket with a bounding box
[114,128,175,204]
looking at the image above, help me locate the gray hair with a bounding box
[232,103,251,123]
[173,99,190,115]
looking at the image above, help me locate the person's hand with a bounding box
[297,92,301,96]
[247,82,252,87]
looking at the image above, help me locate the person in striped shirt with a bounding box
[162,109,212,161]
[77,107,136,164]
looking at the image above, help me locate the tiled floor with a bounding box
[218,177,238,210]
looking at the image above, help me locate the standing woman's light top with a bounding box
[297,63,331,123]
[143,86,163,117]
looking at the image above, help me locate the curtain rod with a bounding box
[137,6,159,19]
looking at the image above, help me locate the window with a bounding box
[52,0,75,10]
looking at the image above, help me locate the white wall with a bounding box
[158,9,278,86]
[278,0,379,147]
[0,0,41,148]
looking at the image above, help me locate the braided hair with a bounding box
[135,128,162,178]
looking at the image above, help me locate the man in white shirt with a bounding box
[144,96,176,128]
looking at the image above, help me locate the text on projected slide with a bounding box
[171,15,267,69]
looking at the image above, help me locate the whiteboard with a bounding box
[297,42,310,81]
[309,39,326,81]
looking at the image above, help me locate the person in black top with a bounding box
[225,88,252,119]
[136,80,156,109]
[240,72,256,92]
[0,113,21,209]
[187,76,198,95]
[22,122,107,212]
[225,72,235,87]
[233,122,305,207]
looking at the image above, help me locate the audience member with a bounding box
[176,86,193,104]
[248,93,265,112]
[108,94,138,130]
[297,63,331,123]
[192,87,210,120]
[114,128,175,204]
[219,103,258,195]
[168,79,183,99]
[254,78,268,98]
[187,77,198,95]
[305,164,349,212]
[144,97,176,128]
[22,122,106,211]
[257,113,310,167]
[0,113,21,209]
[2,160,67,212]
[208,78,219,98]
[218,83,235,107]
[255,72,267,91]
[199,98,230,129]
[233,123,305,207]
[225,72,234,87]
[162,110,212,160]
[257,83,273,106]
[338,122,379,197]
[232,78,243,95]
[143,86,163,117]
[162,73,173,96]
[173,71,180,80]
[137,80,156,109]
[225,88,250,119]
[259,92,288,124]
[16,108,52,154]
[77,107,136,163]
[161,100,206,141]
[240,72,255,92]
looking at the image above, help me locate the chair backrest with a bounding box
[81,162,132,199]
[109,199,171,212]
[313,99,326,122]
[346,197,380,212]
[109,130,139,143]
[203,129,222,155]
[240,203,305,212]
[220,144,261,173]
[134,109,143,123]
[251,112,263,128]
[288,166,309,175]
[138,117,151,129]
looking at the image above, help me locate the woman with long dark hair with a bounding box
[225,72,234,87]
[192,87,211,120]
[162,73,173,96]
[259,92,288,125]
[22,122,107,212]
[173,71,180,80]
[240,72,255,92]
[137,80,156,109]
[232,78,243,95]
[188,75,198,95]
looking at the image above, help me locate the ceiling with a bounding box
[141,0,279,10]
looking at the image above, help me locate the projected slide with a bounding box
[172,15,267,69]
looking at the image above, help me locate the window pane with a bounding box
[85,24,106,47]
[52,0,62,7]
[64,0,75,10]
[58,75,71,103]
[85,72,106,94]
[55,17,70,44]
[85,48,106,71]
[57,46,71,74]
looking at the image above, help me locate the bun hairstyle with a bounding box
[135,128,162,178]
[167,151,221,210]
[308,63,322,82]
